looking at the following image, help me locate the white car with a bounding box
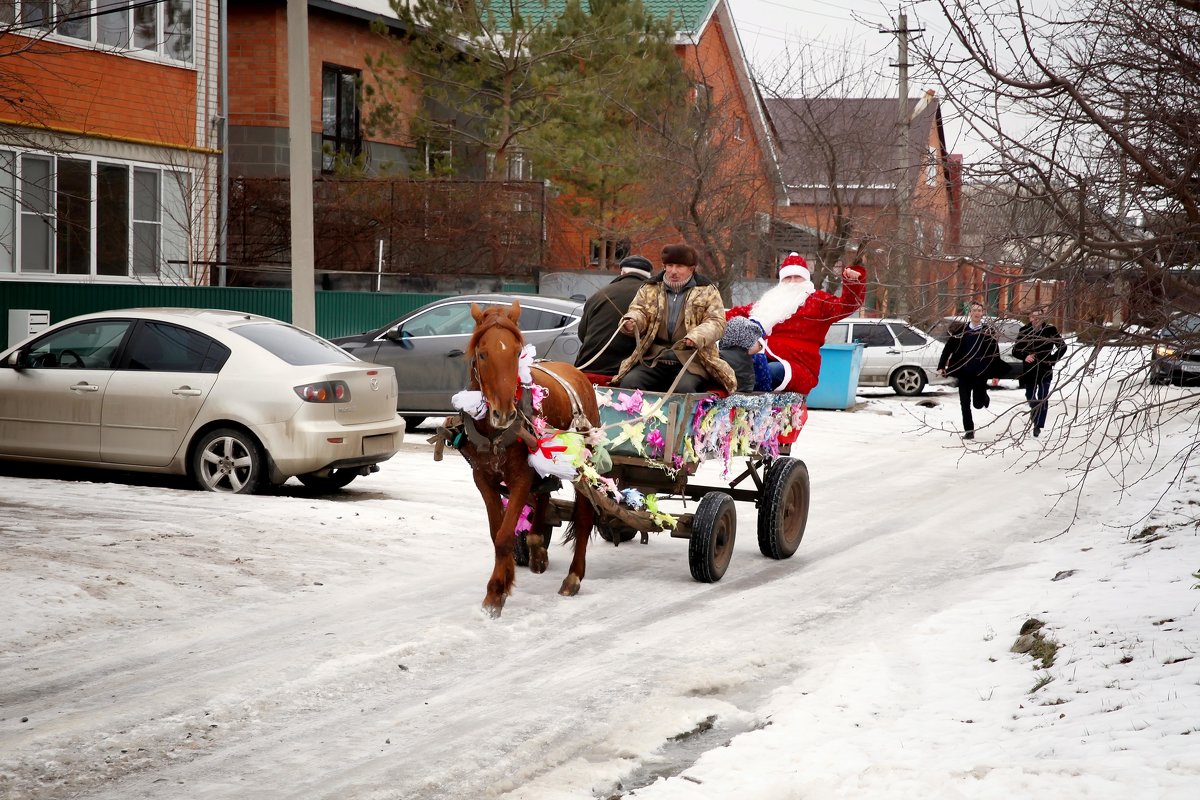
[824,317,953,396]
[0,308,404,493]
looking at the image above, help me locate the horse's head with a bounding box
[468,300,525,430]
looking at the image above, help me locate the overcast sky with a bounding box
[727,0,1069,162]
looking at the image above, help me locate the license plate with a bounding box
[1182,362,1200,373]
[362,433,394,455]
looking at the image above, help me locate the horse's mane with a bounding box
[467,307,524,357]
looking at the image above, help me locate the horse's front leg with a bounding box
[472,469,505,544]
[559,493,595,597]
[480,466,533,618]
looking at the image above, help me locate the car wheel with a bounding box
[192,427,265,494]
[402,415,425,431]
[890,366,927,396]
[296,469,359,491]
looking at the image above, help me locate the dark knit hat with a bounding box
[661,243,698,267]
[617,255,653,278]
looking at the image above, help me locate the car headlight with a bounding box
[1155,344,1177,358]
[294,381,351,402]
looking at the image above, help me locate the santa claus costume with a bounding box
[726,253,867,394]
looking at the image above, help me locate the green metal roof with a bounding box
[535,0,718,34]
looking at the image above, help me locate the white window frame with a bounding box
[2,1,195,65]
[0,149,194,281]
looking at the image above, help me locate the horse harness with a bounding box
[431,361,594,465]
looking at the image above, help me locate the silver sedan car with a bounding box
[332,293,583,430]
[0,308,404,494]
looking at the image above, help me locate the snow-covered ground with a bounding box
[1,349,1197,799]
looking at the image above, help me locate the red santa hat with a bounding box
[778,252,810,282]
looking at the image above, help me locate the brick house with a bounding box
[766,93,1053,320]
[1,2,219,285]
[544,0,784,286]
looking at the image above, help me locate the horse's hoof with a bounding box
[530,549,548,574]
[558,575,581,597]
[482,598,505,618]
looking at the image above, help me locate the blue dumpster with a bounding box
[805,343,863,410]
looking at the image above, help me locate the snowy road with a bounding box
[0,389,1091,799]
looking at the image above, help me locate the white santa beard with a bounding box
[750,281,815,335]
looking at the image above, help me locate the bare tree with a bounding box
[635,50,779,301]
[912,0,1200,501]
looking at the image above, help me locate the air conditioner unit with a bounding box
[8,309,50,348]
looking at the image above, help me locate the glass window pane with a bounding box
[402,303,479,337]
[0,150,13,273]
[21,155,52,214]
[20,156,53,272]
[20,1,51,28]
[321,68,338,136]
[97,1,130,47]
[127,321,225,372]
[133,168,159,220]
[133,1,155,50]
[27,320,131,370]
[97,163,129,276]
[132,221,158,275]
[56,158,90,275]
[232,322,354,366]
[0,3,14,25]
[824,324,848,344]
[339,72,357,139]
[890,324,926,346]
[161,170,190,283]
[56,0,89,39]
[164,0,192,61]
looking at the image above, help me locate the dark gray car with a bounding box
[331,293,583,429]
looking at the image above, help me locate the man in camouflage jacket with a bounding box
[614,243,736,394]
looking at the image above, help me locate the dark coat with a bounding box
[938,321,1003,379]
[574,273,646,376]
[1012,322,1067,385]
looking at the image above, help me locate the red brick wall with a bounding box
[0,36,198,146]
[227,5,416,145]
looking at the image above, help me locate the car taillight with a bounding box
[1155,344,1176,358]
[294,381,351,402]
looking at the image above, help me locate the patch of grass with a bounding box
[1030,672,1055,694]
[1131,525,1162,541]
[1029,635,1060,669]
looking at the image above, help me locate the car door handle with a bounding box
[70,382,100,393]
[172,387,203,397]
[447,349,465,357]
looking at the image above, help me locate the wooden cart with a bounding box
[523,390,811,583]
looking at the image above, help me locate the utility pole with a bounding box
[884,10,923,317]
[287,0,316,331]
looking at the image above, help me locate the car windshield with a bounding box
[232,322,355,365]
[1164,313,1200,335]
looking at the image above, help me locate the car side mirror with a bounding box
[1,349,25,369]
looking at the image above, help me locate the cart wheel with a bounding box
[689,492,736,583]
[757,457,809,559]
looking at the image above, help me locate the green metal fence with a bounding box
[0,282,455,341]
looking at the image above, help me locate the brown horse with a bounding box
[462,300,600,617]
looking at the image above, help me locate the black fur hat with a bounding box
[660,243,698,267]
